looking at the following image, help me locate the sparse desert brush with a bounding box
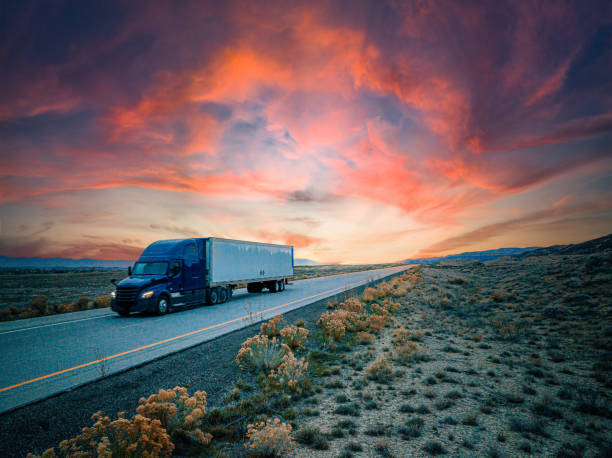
[261,315,284,338]
[392,327,409,345]
[30,295,50,315]
[410,329,424,341]
[393,341,418,362]
[472,333,483,342]
[279,324,309,349]
[236,334,290,373]
[340,297,364,313]
[366,357,393,382]
[57,302,77,314]
[490,314,525,341]
[362,287,379,302]
[136,386,212,446]
[245,418,294,457]
[93,295,111,309]
[77,297,91,310]
[317,309,354,341]
[38,411,174,457]
[268,352,310,394]
[366,314,388,332]
[356,331,376,344]
[370,302,390,316]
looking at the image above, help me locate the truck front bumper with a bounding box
[111,297,155,314]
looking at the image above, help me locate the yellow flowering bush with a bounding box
[269,352,310,393]
[260,315,284,337]
[136,387,212,447]
[317,309,353,341]
[245,418,294,457]
[340,297,364,313]
[366,314,388,332]
[392,327,409,345]
[279,324,309,349]
[35,411,174,457]
[235,334,290,372]
[370,301,391,316]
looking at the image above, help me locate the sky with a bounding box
[1,0,611,264]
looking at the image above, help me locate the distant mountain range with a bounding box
[0,256,133,269]
[402,247,542,264]
[403,233,612,264]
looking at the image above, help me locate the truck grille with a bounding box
[116,286,139,306]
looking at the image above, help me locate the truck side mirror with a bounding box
[127,266,132,276]
[110,278,117,285]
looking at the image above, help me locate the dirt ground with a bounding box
[289,254,611,457]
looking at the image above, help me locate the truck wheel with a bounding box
[118,310,130,317]
[279,280,285,292]
[269,281,278,293]
[220,287,228,303]
[209,289,219,304]
[156,295,169,315]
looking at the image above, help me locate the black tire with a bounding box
[209,289,219,304]
[269,281,278,293]
[156,295,169,315]
[118,310,130,317]
[228,287,233,298]
[279,280,285,292]
[219,287,228,303]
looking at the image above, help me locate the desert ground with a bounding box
[3,248,610,457]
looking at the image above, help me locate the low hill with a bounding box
[520,233,612,257]
[403,247,541,264]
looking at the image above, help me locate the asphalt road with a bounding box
[0,266,407,414]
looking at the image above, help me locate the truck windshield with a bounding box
[132,262,168,276]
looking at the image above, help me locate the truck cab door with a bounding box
[182,242,203,304]
[167,259,184,306]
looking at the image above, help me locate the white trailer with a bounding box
[205,237,293,293]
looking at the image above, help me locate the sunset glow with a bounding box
[1,1,611,263]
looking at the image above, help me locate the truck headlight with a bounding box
[141,291,154,299]
[110,291,116,298]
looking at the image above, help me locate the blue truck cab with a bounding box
[110,237,293,316]
[110,239,211,316]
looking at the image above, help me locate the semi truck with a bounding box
[110,238,294,316]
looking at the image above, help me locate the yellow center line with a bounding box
[0,268,404,393]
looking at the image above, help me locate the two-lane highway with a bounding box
[0,266,408,413]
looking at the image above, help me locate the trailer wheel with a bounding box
[268,281,278,293]
[219,287,228,303]
[279,280,285,292]
[209,289,219,305]
[156,295,169,315]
